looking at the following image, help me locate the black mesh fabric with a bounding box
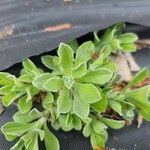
[0,0,150,70]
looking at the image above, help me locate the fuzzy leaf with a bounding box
[0,72,15,85]
[73,62,87,78]
[118,33,138,43]
[44,77,63,92]
[58,43,73,75]
[100,117,125,129]
[43,92,54,109]
[57,88,72,114]
[76,83,102,104]
[18,96,32,113]
[91,94,107,112]
[62,76,75,89]
[32,73,53,90]
[79,69,113,85]
[19,73,34,83]
[10,139,24,150]
[26,86,39,101]
[73,115,82,130]
[2,92,24,107]
[120,43,137,52]
[0,85,13,95]
[68,39,79,53]
[14,109,42,124]
[109,100,122,116]
[83,123,91,137]
[76,41,95,62]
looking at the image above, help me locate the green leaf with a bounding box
[79,68,113,85]
[18,73,34,83]
[23,59,39,73]
[73,62,87,78]
[14,109,42,124]
[0,85,13,95]
[1,122,33,137]
[120,43,137,52]
[41,55,59,71]
[43,92,54,109]
[73,115,82,130]
[57,88,72,114]
[62,76,75,89]
[75,83,102,104]
[26,86,39,101]
[90,132,105,149]
[102,60,117,72]
[92,120,107,134]
[58,43,74,75]
[127,67,149,87]
[32,73,53,90]
[73,91,90,119]
[100,117,125,129]
[91,94,107,112]
[76,41,95,62]
[2,92,24,107]
[0,72,15,85]
[11,139,24,150]
[83,123,91,137]
[68,39,79,53]
[110,39,120,53]
[18,96,32,113]
[109,100,123,116]
[118,33,138,43]
[44,77,64,92]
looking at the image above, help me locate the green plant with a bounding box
[0,23,150,150]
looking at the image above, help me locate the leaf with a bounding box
[127,67,149,87]
[100,117,125,129]
[44,77,64,92]
[32,73,53,90]
[92,120,107,134]
[120,43,137,52]
[91,94,107,112]
[72,62,87,78]
[0,72,15,85]
[58,43,74,75]
[75,83,102,104]
[73,115,82,130]
[57,88,72,114]
[0,85,13,95]
[62,76,75,89]
[1,122,33,137]
[2,92,24,107]
[73,91,90,119]
[79,68,113,85]
[10,139,24,150]
[109,100,123,116]
[90,132,105,149]
[23,59,39,73]
[102,60,117,72]
[18,73,34,83]
[59,115,73,131]
[110,39,120,53]
[26,86,39,101]
[76,41,95,62]
[14,109,42,124]
[18,96,32,113]
[41,55,59,71]
[83,123,91,137]
[118,33,138,43]
[43,92,54,109]
[68,39,79,53]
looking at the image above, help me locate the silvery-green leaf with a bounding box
[43,92,54,109]
[13,109,42,123]
[68,39,79,53]
[18,73,34,83]
[32,73,53,90]
[110,39,120,53]
[44,77,64,92]
[41,55,59,71]
[26,86,39,101]
[62,76,75,89]
[120,43,137,52]
[18,96,32,113]
[118,33,138,43]
[58,43,73,75]
[79,68,113,85]
[72,62,87,78]
[91,94,107,112]
[2,92,24,107]
[0,85,13,95]
[83,123,91,137]
[57,88,72,114]
[0,72,15,85]
[109,100,123,116]
[73,115,82,130]
[76,41,95,62]
[75,83,102,104]
[100,117,125,129]
[44,123,60,150]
